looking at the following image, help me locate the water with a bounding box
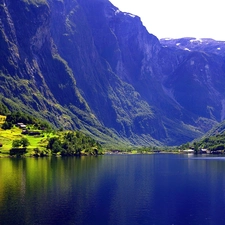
[1,154,225,225]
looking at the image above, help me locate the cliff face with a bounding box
[160,38,225,124]
[0,0,225,146]
[0,0,98,130]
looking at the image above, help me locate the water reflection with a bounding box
[1,154,225,224]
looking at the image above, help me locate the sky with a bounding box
[109,0,225,41]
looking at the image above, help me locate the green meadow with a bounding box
[0,125,54,157]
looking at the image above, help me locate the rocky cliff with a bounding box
[0,0,224,146]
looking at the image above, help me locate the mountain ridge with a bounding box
[0,0,225,146]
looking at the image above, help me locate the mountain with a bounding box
[160,37,225,124]
[160,37,225,56]
[0,0,225,146]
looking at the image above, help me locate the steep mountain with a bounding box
[0,0,225,146]
[160,38,225,123]
[0,0,115,144]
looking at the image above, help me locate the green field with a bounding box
[0,126,53,157]
[0,111,105,157]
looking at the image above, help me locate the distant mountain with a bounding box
[160,37,225,56]
[1,0,225,146]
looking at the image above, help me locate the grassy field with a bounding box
[0,113,107,157]
[0,126,54,157]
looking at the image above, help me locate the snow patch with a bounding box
[123,12,136,18]
[184,48,191,51]
[176,43,180,46]
[115,9,121,15]
[190,38,203,43]
[217,47,221,50]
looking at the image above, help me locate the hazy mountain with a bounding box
[160,37,225,56]
[0,0,225,146]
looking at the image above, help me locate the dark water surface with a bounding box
[1,154,225,225]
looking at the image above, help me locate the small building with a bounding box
[183,149,194,154]
[17,123,26,129]
[21,130,29,135]
[200,149,208,154]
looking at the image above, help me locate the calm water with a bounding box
[1,154,225,225]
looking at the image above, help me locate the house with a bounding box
[200,149,208,154]
[183,149,194,154]
[21,130,29,135]
[17,123,26,129]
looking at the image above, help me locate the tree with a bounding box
[193,142,200,153]
[47,132,102,156]
[47,137,62,153]
[51,140,63,153]
[0,102,9,115]
[2,121,13,130]
[12,140,21,148]
[12,138,30,148]
[47,137,59,150]
[20,137,30,147]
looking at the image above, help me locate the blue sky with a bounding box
[110,0,225,41]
